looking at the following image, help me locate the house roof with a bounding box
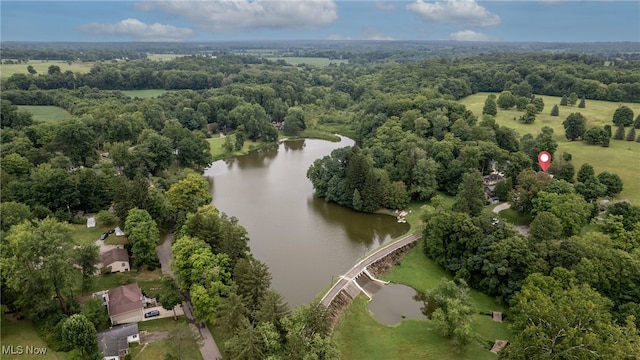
[97,323,138,357]
[100,248,129,266]
[108,283,142,316]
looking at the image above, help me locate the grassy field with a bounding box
[121,89,168,99]
[1,60,94,79]
[70,223,120,246]
[146,53,189,61]
[266,57,348,67]
[0,315,67,360]
[207,134,270,161]
[132,317,202,360]
[460,93,640,204]
[18,106,73,122]
[333,243,510,360]
[497,208,533,226]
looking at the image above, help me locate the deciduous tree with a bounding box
[125,208,159,268]
[482,94,497,116]
[159,276,183,320]
[61,314,99,360]
[613,106,634,127]
[166,171,212,225]
[453,170,486,217]
[563,112,586,141]
[426,279,475,347]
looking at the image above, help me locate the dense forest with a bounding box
[1,43,639,359]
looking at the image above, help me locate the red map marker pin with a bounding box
[538,151,551,171]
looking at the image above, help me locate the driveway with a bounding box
[157,232,222,360]
[94,239,118,254]
[492,203,530,236]
[141,305,184,322]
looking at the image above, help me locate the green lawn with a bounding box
[333,243,510,360]
[18,106,73,122]
[70,223,114,246]
[497,208,533,226]
[460,93,640,204]
[266,57,348,67]
[207,134,270,161]
[121,89,168,99]
[0,316,67,359]
[1,60,94,79]
[133,317,202,360]
[333,296,499,360]
[88,269,162,295]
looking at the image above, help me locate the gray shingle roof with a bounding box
[97,323,138,357]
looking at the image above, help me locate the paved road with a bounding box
[156,232,223,360]
[321,232,422,307]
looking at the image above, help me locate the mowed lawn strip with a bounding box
[460,93,640,204]
[208,135,267,161]
[17,106,73,122]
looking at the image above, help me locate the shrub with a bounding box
[96,210,118,227]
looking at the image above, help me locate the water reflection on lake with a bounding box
[368,283,430,325]
[204,137,409,307]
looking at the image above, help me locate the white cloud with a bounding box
[363,28,394,41]
[78,18,193,41]
[375,1,395,11]
[450,30,498,41]
[134,0,338,32]
[407,0,500,27]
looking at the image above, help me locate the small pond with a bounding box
[368,283,435,325]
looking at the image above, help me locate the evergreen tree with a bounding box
[634,115,640,129]
[532,97,544,113]
[604,124,612,138]
[613,125,625,140]
[578,96,586,108]
[637,133,640,142]
[550,104,559,116]
[560,94,568,106]
[626,127,636,141]
[568,92,579,106]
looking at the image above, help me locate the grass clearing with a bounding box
[132,317,202,360]
[18,106,73,122]
[497,208,533,226]
[146,53,189,61]
[88,269,162,295]
[207,134,272,161]
[121,89,168,99]
[70,223,115,246]
[333,296,498,360]
[266,57,348,67]
[0,315,66,359]
[460,93,640,204]
[334,243,510,359]
[1,60,94,79]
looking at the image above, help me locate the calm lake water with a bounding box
[204,137,409,307]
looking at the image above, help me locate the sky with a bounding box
[1,1,639,43]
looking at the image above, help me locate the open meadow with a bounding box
[121,89,168,99]
[17,106,73,122]
[266,57,348,67]
[0,316,66,360]
[460,93,640,204]
[1,60,94,79]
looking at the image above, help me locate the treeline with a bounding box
[3,52,640,103]
[1,48,147,61]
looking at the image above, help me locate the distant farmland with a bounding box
[266,57,348,66]
[1,60,94,79]
[18,106,73,122]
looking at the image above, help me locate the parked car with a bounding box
[107,229,115,235]
[99,233,108,241]
[144,310,160,318]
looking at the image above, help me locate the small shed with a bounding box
[87,217,96,228]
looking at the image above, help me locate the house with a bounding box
[107,283,144,325]
[100,248,130,273]
[97,323,140,360]
[482,172,505,199]
[106,283,157,325]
